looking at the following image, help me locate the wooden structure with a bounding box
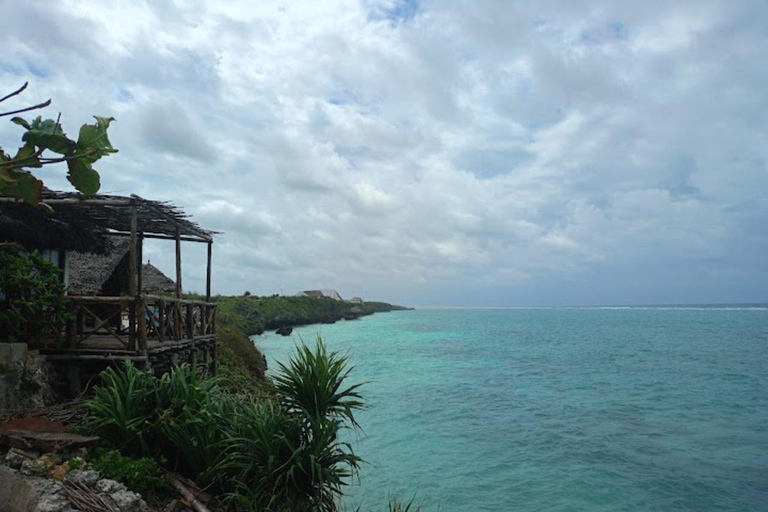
[1,190,219,381]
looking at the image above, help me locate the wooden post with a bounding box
[66,302,77,348]
[206,241,212,301]
[128,203,137,352]
[158,299,165,342]
[187,303,196,368]
[137,296,147,355]
[136,233,148,363]
[175,228,183,299]
[211,307,218,376]
[175,227,183,340]
[137,234,144,295]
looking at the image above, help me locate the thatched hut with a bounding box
[67,238,176,296]
[0,190,220,383]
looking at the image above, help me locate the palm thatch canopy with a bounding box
[141,263,175,293]
[67,238,130,295]
[0,190,216,253]
[68,240,177,296]
[0,199,112,253]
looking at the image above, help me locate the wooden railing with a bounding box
[64,295,217,352]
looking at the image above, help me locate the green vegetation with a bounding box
[217,294,410,335]
[0,244,70,343]
[216,310,268,394]
[0,82,117,204]
[81,340,365,512]
[89,450,175,507]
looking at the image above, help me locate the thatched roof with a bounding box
[0,190,216,253]
[68,242,177,296]
[67,238,130,295]
[142,263,175,293]
[0,200,111,254]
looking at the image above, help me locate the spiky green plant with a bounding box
[81,340,367,512]
[215,339,365,511]
[80,361,157,455]
[273,338,365,427]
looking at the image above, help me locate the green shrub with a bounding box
[80,361,158,455]
[89,450,175,507]
[0,244,70,344]
[81,341,365,512]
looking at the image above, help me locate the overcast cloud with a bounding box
[1,0,766,306]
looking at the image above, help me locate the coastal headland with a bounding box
[217,294,412,336]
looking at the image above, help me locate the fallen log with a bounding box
[167,473,213,512]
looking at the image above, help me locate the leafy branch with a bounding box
[0,82,117,205]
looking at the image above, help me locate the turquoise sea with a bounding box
[254,307,768,512]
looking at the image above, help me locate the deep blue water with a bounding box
[254,307,768,511]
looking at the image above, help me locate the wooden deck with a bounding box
[41,334,216,358]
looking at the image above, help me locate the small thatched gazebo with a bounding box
[0,190,220,377]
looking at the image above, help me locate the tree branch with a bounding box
[0,82,28,103]
[0,99,52,117]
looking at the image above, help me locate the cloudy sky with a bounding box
[1,0,766,306]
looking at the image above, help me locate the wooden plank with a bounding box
[106,231,210,243]
[45,355,148,362]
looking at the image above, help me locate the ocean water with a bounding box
[253,307,768,512]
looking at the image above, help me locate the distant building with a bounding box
[348,297,364,304]
[296,289,343,301]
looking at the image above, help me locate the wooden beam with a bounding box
[106,231,212,243]
[206,241,212,301]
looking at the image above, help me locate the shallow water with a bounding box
[254,307,768,511]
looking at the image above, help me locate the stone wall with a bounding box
[0,344,56,413]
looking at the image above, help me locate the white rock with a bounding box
[35,493,74,512]
[110,489,149,512]
[5,449,28,469]
[65,469,101,487]
[94,478,127,494]
[20,458,47,477]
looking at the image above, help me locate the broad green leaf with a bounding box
[75,116,117,164]
[66,158,100,195]
[0,170,43,204]
[0,168,20,182]
[10,141,42,168]
[22,116,75,155]
[11,117,30,129]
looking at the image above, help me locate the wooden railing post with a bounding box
[66,301,77,348]
[186,303,194,339]
[128,200,138,352]
[158,299,165,342]
[186,303,196,368]
[137,295,148,355]
[128,299,136,351]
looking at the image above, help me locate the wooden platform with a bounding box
[40,335,217,362]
